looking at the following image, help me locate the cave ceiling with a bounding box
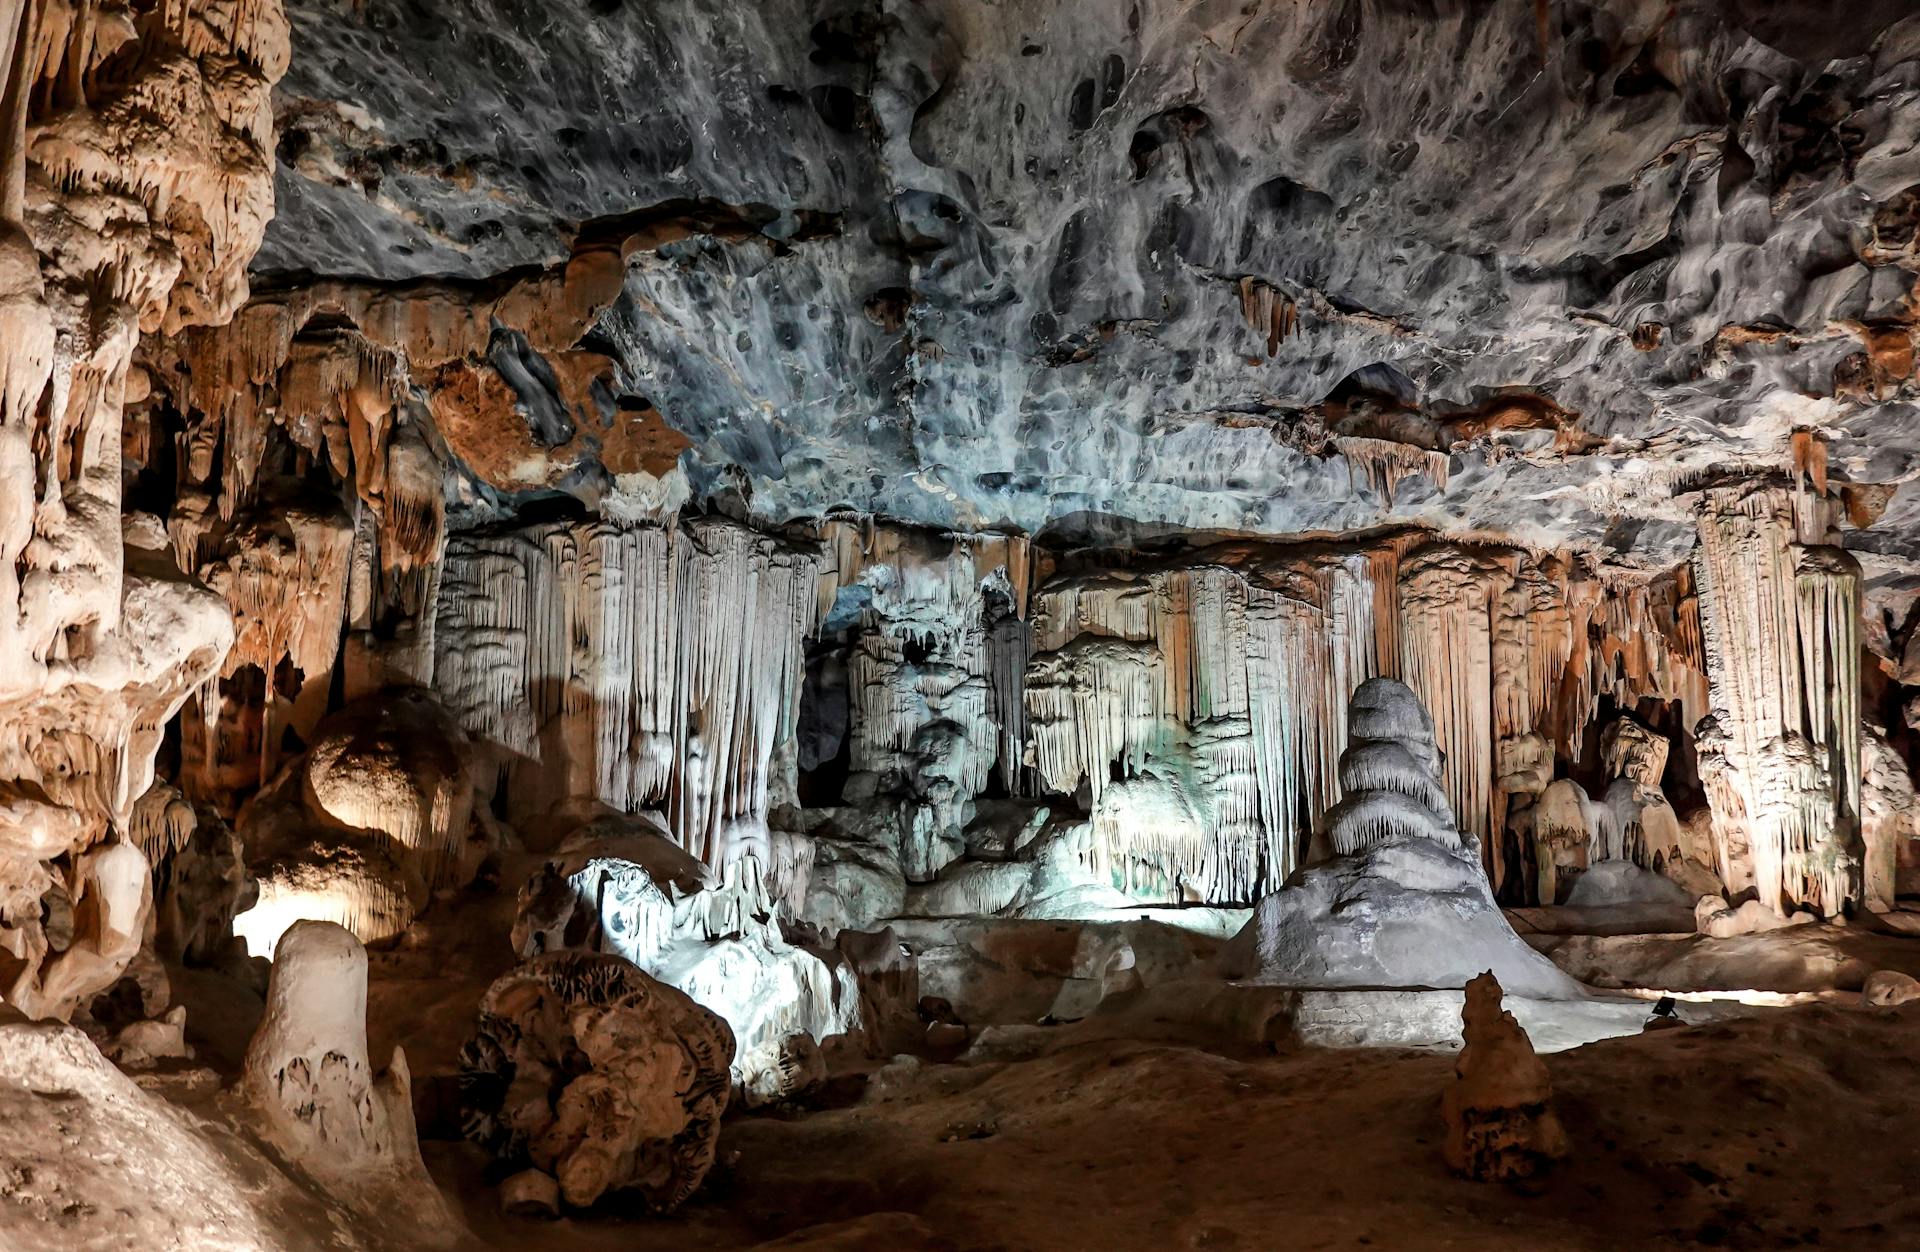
[254,0,1920,579]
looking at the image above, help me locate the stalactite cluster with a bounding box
[1692,482,1864,917]
[1005,533,1710,905]
[0,0,284,1015]
[434,517,819,870]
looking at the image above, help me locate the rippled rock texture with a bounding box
[245,0,1920,569]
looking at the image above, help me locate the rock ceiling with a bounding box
[252,0,1920,580]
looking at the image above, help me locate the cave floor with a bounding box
[160,887,1920,1252]
[422,1001,1920,1252]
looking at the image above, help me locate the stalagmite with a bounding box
[1220,680,1584,1000]
[1441,972,1570,1182]
[1326,678,1456,853]
[237,920,459,1243]
[1531,779,1596,904]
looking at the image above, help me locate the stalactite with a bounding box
[379,424,446,613]
[0,3,280,1021]
[127,781,196,870]
[1238,276,1297,356]
[182,508,353,810]
[1398,544,1500,865]
[1692,484,1863,916]
[1025,635,1161,804]
[1025,559,1335,901]
[1250,587,1333,875]
[987,613,1033,795]
[435,517,819,873]
[1334,436,1451,505]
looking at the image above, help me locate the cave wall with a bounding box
[3,1,1920,1024]
[0,0,285,1013]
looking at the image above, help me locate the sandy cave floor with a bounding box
[419,1003,1920,1252]
[150,875,1920,1252]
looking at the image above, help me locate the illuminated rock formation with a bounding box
[1219,680,1584,1000]
[228,687,477,957]
[1441,972,1570,1182]
[1023,558,1356,903]
[825,524,1021,883]
[1692,484,1864,916]
[509,807,862,1090]
[459,950,734,1213]
[4,841,150,1020]
[300,688,478,893]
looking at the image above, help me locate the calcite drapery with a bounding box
[1692,483,1864,916]
[1008,534,1706,905]
[434,516,819,870]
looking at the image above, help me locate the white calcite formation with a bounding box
[510,807,861,1093]
[1218,679,1586,1000]
[820,522,1035,883]
[459,950,735,1213]
[237,921,458,1242]
[1692,483,1864,917]
[1024,557,1379,904]
[1860,724,1917,912]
